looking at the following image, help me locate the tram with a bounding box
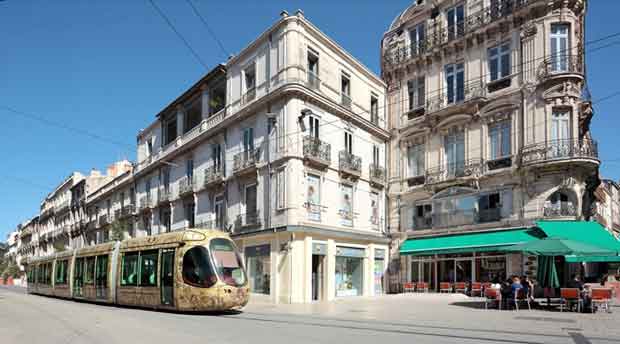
[25,229,249,311]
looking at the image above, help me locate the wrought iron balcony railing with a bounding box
[196,218,229,232]
[120,204,135,218]
[425,158,484,185]
[204,165,225,188]
[241,87,256,106]
[384,0,533,66]
[138,195,152,211]
[369,164,386,187]
[341,94,352,110]
[178,176,195,196]
[157,186,171,203]
[412,216,433,230]
[543,202,577,218]
[425,79,486,114]
[234,212,261,231]
[233,149,261,174]
[520,138,598,166]
[303,136,331,167]
[537,55,583,80]
[339,151,362,177]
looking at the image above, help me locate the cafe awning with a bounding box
[400,227,542,256]
[536,220,620,262]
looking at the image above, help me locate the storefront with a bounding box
[335,247,365,297]
[245,244,271,294]
[374,249,386,294]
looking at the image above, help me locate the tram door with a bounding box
[161,249,175,306]
[95,255,108,300]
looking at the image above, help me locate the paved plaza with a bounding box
[1,287,619,344]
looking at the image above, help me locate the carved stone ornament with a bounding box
[521,22,537,39]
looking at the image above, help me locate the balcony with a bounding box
[196,218,228,232]
[241,87,256,106]
[307,71,321,91]
[433,209,478,229]
[234,212,261,232]
[233,149,261,177]
[178,176,195,197]
[157,186,172,204]
[341,94,352,110]
[425,79,486,115]
[138,195,152,212]
[479,207,502,223]
[425,158,484,185]
[412,216,432,231]
[369,164,386,188]
[203,165,225,189]
[303,136,331,169]
[486,156,512,171]
[339,151,362,179]
[406,173,426,187]
[537,55,583,81]
[55,199,70,213]
[384,0,533,67]
[543,202,577,218]
[520,138,598,167]
[120,205,135,218]
[98,214,110,227]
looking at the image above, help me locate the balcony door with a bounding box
[445,63,464,104]
[444,129,465,177]
[551,111,570,158]
[446,4,464,41]
[245,184,257,224]
[550,24,570,72]
[214,195,225,230]
[243,128,254,160]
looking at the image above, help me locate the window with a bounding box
[407,143,425,178]
[341,72,351,107]
[160,208,171,233]
[446,4,464,41]
[370,192,380,226]
[344,131,353,154]
[414,204,432,227]
[373,145,380,166]
[106,199,111,216]
[407,76,425,110]
[307,174,321,221]
[95,255,108,291]
[120,192,125,209]
[308,49,320,89]
[208,78,226,115]
[186,159,194,179]
[143,214,152,236]
[550,24,570,72]
[214,195,225,229]
[84,257,95,285]
[276,169,285,210]
[146,137,153,157]
[243,127,254,153]
[139,250,158,287]
[130,187,136,206]
[210,238,247,287]
[121,252,139,286]
[479,192,502,223]
[245,184,257,216]
[212,144,222,170]
[244,64,256,92]
[308,115,320,138]
[182,246,217,288]
[46,263,52,284]
[489,121,511,159]
[184,96,202,133]
[164,114,177,146]
[444,128,465,176]
[145,178,151,199]
[551,111,570,141]
[340,184,354,227]
[162,168,170,191]
[445,63,464,104]
[409,22,426,56]
[370,94,379,125]
[185,202,195,228]
[55,260,68,285]
[489,42,511,81]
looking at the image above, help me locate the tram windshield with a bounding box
[182,246,218,288]
[210,238,247,287]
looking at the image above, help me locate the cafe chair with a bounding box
[403,282,415,293]
[470,282,483,297]
[591,288,613,313]
[439,282,452,293]
[417,281,429,293]
[514,289,531,311]
[484,288,501,310]
[454,282,467,294]
[560,288,582,313]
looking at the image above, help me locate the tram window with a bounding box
[37,265,43,284]
[84,257,95,285]
[55,260,68,285]
[139,250,158,287]
[46,263,53,285]
[210,238,247,287]
[121,252,139,286]
[182,246,217,288]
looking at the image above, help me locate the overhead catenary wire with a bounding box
[184,0,229,59]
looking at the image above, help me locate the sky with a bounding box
[1,0,619,239]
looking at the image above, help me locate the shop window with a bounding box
[335,247,364,297]
[121,252,139,286]
[140,250,158,287]
[245,245,271,294]
[182,246,217,288]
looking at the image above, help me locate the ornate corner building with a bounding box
[381,0,599,288]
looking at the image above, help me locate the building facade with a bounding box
[382,0,598,290]
[594,179,620,237]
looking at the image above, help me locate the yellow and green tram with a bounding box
[26,229,249,311]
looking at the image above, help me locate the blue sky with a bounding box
[1,0,619,239]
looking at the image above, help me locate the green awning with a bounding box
[536,220,620,250]
[565,255,620,263]
[400,227,542,256]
